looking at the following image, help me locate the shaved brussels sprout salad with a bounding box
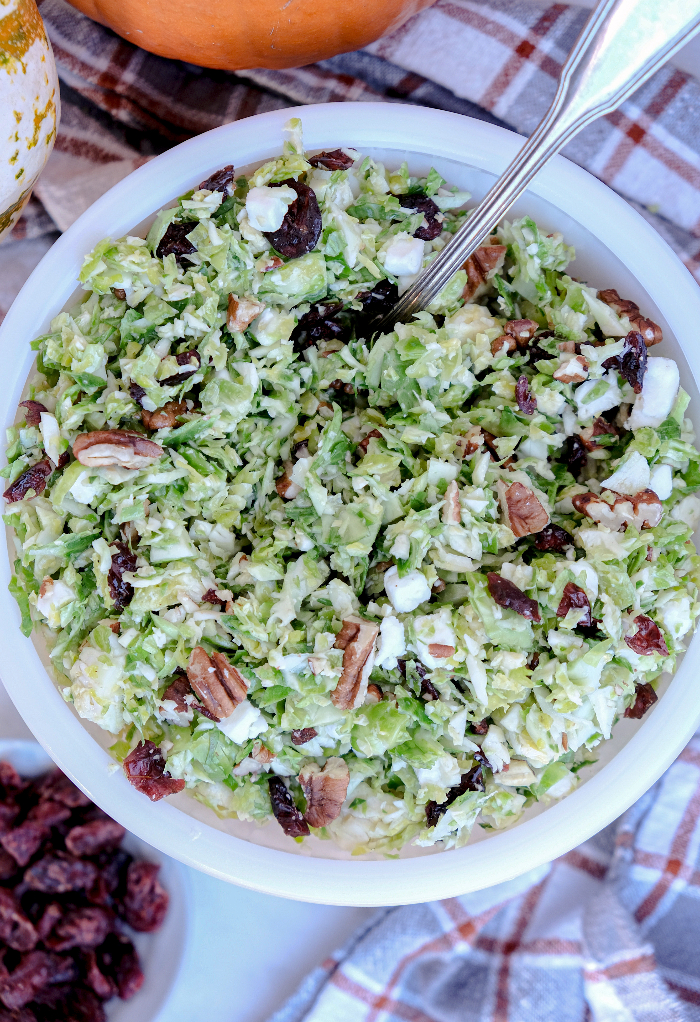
[4,118,700,855]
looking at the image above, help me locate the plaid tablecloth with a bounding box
[2,3,700,1018]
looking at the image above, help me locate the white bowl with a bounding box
[0,740,190,1020]
[1,103,699,907]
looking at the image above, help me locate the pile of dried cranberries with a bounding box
[0,761,168,1021]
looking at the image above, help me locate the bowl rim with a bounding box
[2,101,699,906]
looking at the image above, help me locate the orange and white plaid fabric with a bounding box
[272,735,700,1022]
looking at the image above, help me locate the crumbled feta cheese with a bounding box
[374,615,406,670]
[383,565,431,613]
[649,463,673,500]
[245,185,296,232]
[381,233,425,276]
[671,494,700,531]
[217,700,268,744]
[536,386,566,417]
[389,533,411,560]
[627,357,680,429]
[601,451,650,495]
[575,371,622,419]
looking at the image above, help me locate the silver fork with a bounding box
[377,0,700,332]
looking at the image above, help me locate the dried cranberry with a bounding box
[515,375,536,415]
[556,582,592,628]
[533,523,572,552]
[27,801,71,829]
[0,849,17,882]
[46,907,112,951]
[0,804,20,836]
[0,889,38,952]
[263,179,322,258]
[35,903,62,941]
[82,951,117,1000]
[0,1006,36,1022]
[1,822,46,868]
[128,383,146,407]
[0,951,55,1009]
[107,542,137,613]
[19,401,47,427]
[602,330,647,394]
[65,820,126,858]
[3,459,53,503]
[202,588,226,611]
[624,614,669,656]
[36,771,90,809]
[486,573,540,622]
[425,764,484,828]
[527,344,556,365]
[268,777,309,838]
[24,855,98,894]
[564,435,587,476]
[357,279,399,328]
[198,165,235,195]
[398,193,443,241]
[97,934,143,1000]
[290,303,345,353]
[308,149,354,171]
[155,221,198,265]
[123,741,185,802]
[0,762,24,793]
[290,728,318,746]
[122,861,168,932]
[624,682,658,719]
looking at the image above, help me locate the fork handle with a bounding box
[381,0,700,329]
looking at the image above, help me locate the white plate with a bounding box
[0,739,190,1020]
[1,102,699,906]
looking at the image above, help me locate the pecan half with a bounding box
[487,572,540,621]
[624,681,658,718]
[186,647,247,720]
[299,757,350,829]
[579,416,617,451]
[598,289,662,346]
[504,319,538,347]
[553,354,589,384]
[462,244,507,302]
[198,165,235,195]
[227,294,264,333]
[427,643,455,658]
[491,333,517,356]
[500,481,549,538]
[73,431,163,470]
[141,400,186,431]
[455,426,483,459]
[625,614,669,656]
[332,615,379,710]
[308,149,354,170]
[268,776,309,838]
[3,458,54,502]
[556,582,592,627]
[357,428,383,456]
[19,400,48,426]
[112,287,127,301]
[572,489,662,531]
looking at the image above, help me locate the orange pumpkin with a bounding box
[66,0,435,71]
